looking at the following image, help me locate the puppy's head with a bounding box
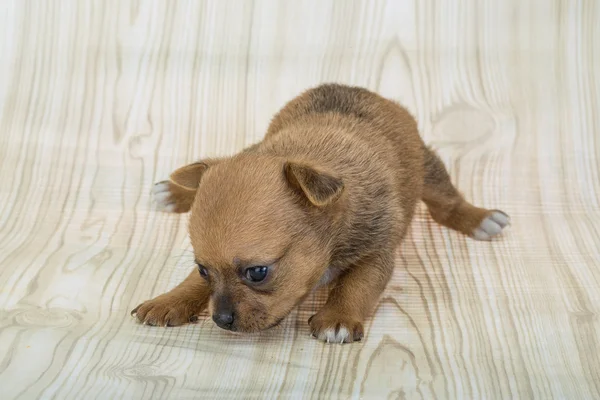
[170,154,344,332]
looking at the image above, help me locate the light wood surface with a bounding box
[1,1,599,399]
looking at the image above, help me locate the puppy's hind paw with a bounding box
[471,210,510,241]
[152,181,177,212]
[151,180,195,213]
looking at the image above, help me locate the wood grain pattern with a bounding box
[1,0,599,398]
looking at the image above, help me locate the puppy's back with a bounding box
[258,84,426,262]
[267,84,421,152]
[266,83,425,216]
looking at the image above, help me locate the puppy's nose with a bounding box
[212,311,234,330]
[212,294,236,330]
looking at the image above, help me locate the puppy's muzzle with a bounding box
[212,294,235,331]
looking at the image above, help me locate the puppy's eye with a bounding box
[198,265,208,278]
[245,266,268,282]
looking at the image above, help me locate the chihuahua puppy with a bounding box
[131,84,509,343]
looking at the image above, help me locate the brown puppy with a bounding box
[131,84,509,343]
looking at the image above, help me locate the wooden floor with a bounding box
[1,1,599,399]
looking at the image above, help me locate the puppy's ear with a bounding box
[170,162,209,190]
[284,162,344,207]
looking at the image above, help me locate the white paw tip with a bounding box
[152,182,176,212]
[319,326,350,344]
[162,204,176,213]
[154,190,170,201]
[489,210,510,227]
[472,211,510,241]
[151,181,171,195]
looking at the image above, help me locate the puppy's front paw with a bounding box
[471,210,510,241]
[131,294,202,327]
[308,309,364,344]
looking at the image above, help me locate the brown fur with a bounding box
[132,84,509,342]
